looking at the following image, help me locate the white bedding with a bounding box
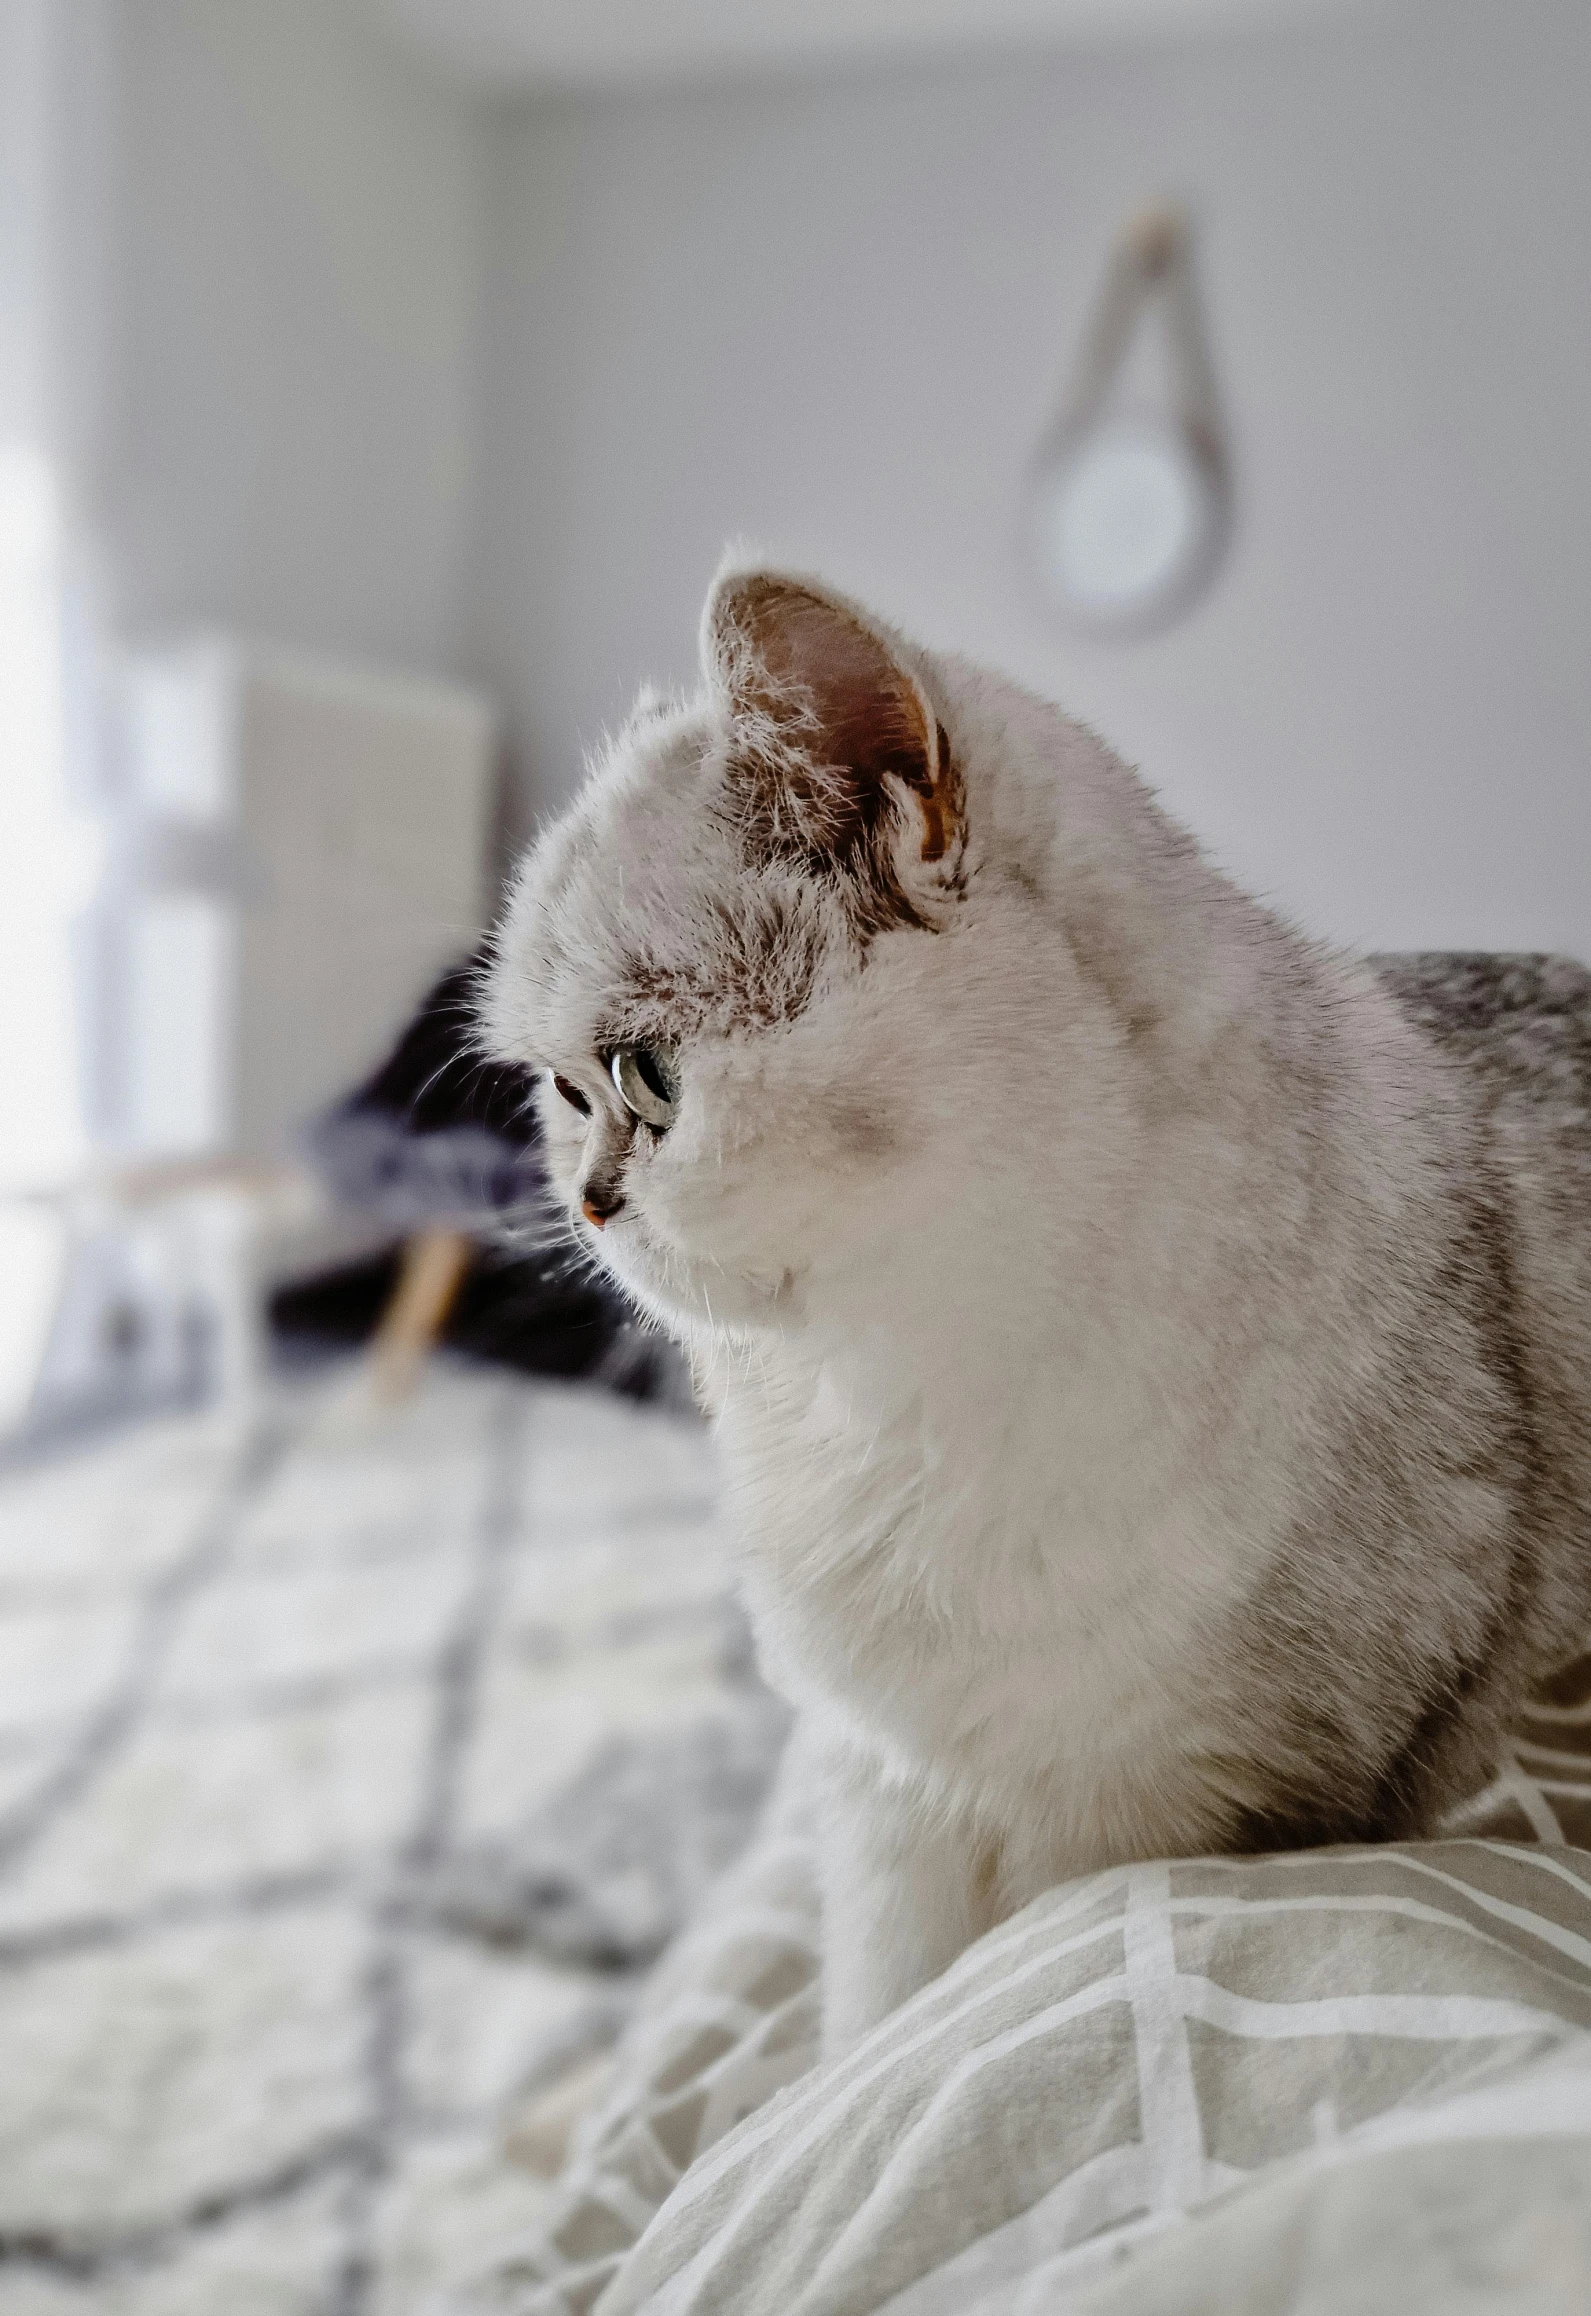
[451,1663,1591,2316]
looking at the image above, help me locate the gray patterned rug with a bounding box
[0,1361,785,2314]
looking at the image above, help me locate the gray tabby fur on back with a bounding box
[485,562,1591,2052]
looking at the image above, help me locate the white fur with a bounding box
[485,563,1554,2055]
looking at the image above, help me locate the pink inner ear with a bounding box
[726,578,935,800]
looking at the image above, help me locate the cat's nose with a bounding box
[581,1186,625,1228]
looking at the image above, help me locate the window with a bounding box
[0,440,96,1426]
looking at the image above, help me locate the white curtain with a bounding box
[0,0,108,1420]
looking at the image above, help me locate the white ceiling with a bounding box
[360,0,1346,92]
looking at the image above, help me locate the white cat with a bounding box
[485,562,1591,2054]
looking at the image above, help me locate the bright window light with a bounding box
[0,440,101,1429]
[0,439,97,1196]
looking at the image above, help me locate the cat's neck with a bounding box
[710,935,1439,1568]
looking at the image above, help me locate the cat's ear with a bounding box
[702,568,962,903]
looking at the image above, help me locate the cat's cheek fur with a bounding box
[623,1027,922,1325]
[533,1092,594,1213]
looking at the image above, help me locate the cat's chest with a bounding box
[721,1383,1223,1805]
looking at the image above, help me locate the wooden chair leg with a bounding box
[368,1228,473,1403]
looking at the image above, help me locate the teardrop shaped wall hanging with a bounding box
[1028,204,1232,639]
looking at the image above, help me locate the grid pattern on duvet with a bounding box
[466,1648,1591,2316]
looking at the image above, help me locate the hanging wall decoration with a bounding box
[1029,203,1231,639]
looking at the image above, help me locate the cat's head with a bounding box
[483,563,1152,1346]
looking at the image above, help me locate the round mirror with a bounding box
[1031,415,1226,636]
[1027,206,1231,641]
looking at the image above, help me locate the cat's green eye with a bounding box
[610,1044,679,1131]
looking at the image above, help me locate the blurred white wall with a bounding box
[49,0,1591,952]
[468,0,1591,955]
[96,0,485,675]
[0,0,45,444]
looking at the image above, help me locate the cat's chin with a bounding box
[587,1217,800,1342]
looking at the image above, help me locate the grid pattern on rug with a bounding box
[452,1653,1591,2316]
[6,1359,1591,2316]
[0,1365,781,2316]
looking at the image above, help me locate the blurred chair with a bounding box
[17,643,499,1436]
[294,953,686,1407]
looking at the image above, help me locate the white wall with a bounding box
[95,0,485,676]
[0,0,45,442]
[470,0,1591,955]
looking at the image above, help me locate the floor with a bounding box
[0,1360,782,2315]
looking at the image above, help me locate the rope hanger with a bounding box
[1029,203,1232,637]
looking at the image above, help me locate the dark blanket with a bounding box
[278,955,685,1401]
